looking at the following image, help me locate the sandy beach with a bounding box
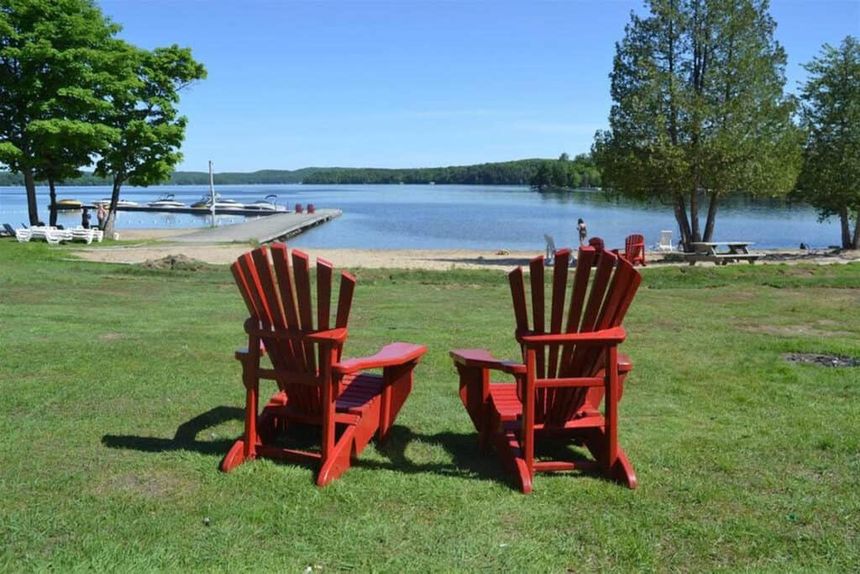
[70,227,860,270]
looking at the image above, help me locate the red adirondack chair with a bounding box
[450,246,642,492]
[622,233,646,266]
[223,243,427,485]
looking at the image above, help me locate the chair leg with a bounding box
[378,362,416,442]
[456,365,490,432]
[317,426,356,486]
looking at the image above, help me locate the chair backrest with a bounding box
[587,237,605,250]
[659,230,672,248]
[231,243,356,414]
[508,246,641,426]
[624,234,646,264]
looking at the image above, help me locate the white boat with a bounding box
[148,194,187,209]
[191,194,244,210]
[243,194,287,212]
[92,198,139,208]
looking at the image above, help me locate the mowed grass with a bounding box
[0,241,858,571]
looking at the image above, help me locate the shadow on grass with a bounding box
[102,407,513,488]
[102,405,241,459]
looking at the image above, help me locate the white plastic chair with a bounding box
[655,230,674,252]
[15,228,31,243]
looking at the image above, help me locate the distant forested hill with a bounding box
[0,157,597,187]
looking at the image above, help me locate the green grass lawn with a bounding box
[1,241,858,571]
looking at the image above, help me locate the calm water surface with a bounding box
[0,184,840,250]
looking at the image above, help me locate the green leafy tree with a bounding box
[95,44,206,233]
[0,0,120,224]
[530,161,552,191]
[795,36,860,249]
[593,0,802,249]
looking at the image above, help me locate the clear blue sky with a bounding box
[99,0,859,172]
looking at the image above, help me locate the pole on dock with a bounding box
[208,160,216,227]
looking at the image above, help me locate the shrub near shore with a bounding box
[0,241,858,570]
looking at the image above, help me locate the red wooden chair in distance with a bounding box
[450,245,642,493]
[623,233,647,266]
[223,243,427,485]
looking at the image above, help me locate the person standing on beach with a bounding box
[577,218,587,246]
[81,208,91,229]
[96,204,107,230]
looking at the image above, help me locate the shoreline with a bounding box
[71,228,860,270]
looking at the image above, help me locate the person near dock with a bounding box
[97,204,107,229]
[577,218,587,246]
[81,208,91,229]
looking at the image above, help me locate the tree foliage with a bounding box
[0,0,204,228]
[530,154,601,191]
[795,36,860,249]
[593,0,802,249]
[95,44,206,233]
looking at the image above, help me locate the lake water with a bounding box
[0,184,840,250]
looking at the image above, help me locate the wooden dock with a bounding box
[169,209,341,244]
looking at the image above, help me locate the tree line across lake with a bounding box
[0,156,601,188]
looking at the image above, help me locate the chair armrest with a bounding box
[449,348,526,375]
[334,342,427,375]
[517,326,626,346]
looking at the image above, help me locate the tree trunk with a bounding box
[674,195,693,251]
[103,176,123,236]
[48,177,58,227]
[839,207,851,249]
[24,169,39,225]
[689,187,701,242]
[702,191,719,242]
[851,209,860,250]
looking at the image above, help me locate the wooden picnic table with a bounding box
[686,241,760,265]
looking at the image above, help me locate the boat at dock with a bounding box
[147,194,187,209]
[55,199,83,210]
[243,194,288,213]
[191,194,244,210]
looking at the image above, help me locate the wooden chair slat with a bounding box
[252,246,287,330]
[271,243,301,331]
[292,249,317,373]
[269,243,303,373]
[317,258,333,331]
[231,261,258,318]
[547,248,571,379]
[508,267,529,333]
[529,256,546,381]
[335,272,356,329]
[238,253,272,327]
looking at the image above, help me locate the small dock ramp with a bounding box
[170,209,341,244]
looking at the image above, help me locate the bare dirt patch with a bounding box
[99,332,125,341]
[743,323,855,338]
[94,469,196,498]
[140,254,209,271]
[783,353,860,368]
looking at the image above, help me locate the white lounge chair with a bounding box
[71,227,95,244]
[15,228,31,243]
[655,230,674,252]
